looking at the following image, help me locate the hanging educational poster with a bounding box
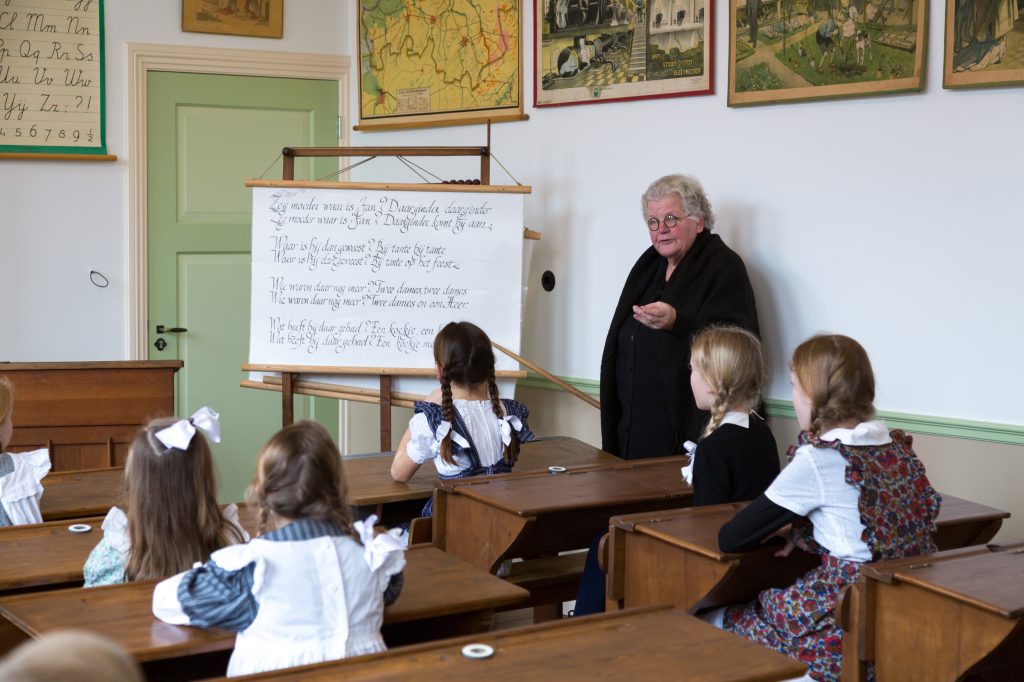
[727,0,925,106]
[535,0,712,106]
[248,182,529,393]
[357,0,525,129]
[0,0,106,155]
[944,0,1024,88]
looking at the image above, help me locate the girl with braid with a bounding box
[684,326,780,506]
[390,321,534,516]
[574,325,777,615]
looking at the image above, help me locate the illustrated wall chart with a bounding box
[0,0,106,155]
[249,185,527,394]
[535,0,712,106]
[944,0,1024,88]
[728,0,926,106]
[358,0,523,128]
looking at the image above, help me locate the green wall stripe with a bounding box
[519,373,1024,447]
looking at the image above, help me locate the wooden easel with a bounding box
[242,136,546,450]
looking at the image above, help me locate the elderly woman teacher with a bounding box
[600,174,760,459]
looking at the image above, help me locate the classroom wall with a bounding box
[343,0,1024,429]
[0,0,349,362]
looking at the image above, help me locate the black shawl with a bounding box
[599,230,760,455]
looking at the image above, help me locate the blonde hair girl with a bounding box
[685,326,779,507]
[0,377,51,527]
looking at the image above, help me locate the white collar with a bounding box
[819,420,891,446]
[719,411,750,429]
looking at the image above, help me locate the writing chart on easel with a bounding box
[248,183,529,392]
[0,0,106,155]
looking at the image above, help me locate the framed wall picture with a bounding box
[944,0,1024,88]
[357,0,527,130]
[535,0,712,106]
[728,0,926,106]
[182,0,283,39]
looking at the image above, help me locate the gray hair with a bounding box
[640,174,715,231]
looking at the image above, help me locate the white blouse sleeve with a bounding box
[0,449,51,525]
[152,572,191,625]
[405,412,439,465]
[222,503,250,542]
[100,506,132,553]
[764,445,826,516]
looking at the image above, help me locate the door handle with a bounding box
[155,325,188,334]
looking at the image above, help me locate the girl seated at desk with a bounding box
[0,377,51,527]
[575,325,778,615]
[390,321,535,516]
[83,408,248,586]
[154,420,405,677]
[711,334,941,682]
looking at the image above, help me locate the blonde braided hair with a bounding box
[690,326,765,439]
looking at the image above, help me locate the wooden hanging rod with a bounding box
[283,146,487,157]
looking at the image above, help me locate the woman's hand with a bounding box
[632,302,677,331]
[762,523,795,557]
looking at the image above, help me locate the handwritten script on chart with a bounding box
[249,186,525,372]
[0,0,104,153]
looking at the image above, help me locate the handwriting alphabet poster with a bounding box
[249,186,526,384]
[0,0,106,154]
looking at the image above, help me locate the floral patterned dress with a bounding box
[723,428,941,682]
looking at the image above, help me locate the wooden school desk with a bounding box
[0,506,260,597]
[0,546,528,681]
[39,467,124,521]
[605,493,1011,613]
[839,542,1024,681]
[1,361,181,471]
[344,436,619,522]
[216,606,807,681]
[434,456,692,573]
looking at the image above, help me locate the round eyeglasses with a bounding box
[646,214,692,231]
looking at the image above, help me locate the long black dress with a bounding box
[599,230,760,458]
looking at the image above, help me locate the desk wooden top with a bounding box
[443,457,691,516]
[0,361,183,371]
[0,506,260,595]
[0,516,106,593]
[40,467,124,521]
[0,546,527,661]
[862,542,1024,618]
[225,606,807,681]
[344,436,620,507]
[612,493,1009,562]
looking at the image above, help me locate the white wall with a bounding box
[0,0,350,361]
[346,1,1024,426]
[4,0,1022,428]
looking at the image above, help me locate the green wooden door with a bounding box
[147,71,339,502]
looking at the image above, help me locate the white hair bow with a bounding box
[499,415,524,446]
[680,440,697,485]
[154,406,222,452]
[353,514,405,570]
[431,420,470,453]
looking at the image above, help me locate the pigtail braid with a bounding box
[257,502,269,537]
[439,373,457,466]
[703,389,729,439]
[487,377,519,466]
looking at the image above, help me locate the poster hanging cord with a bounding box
[397,156,446,183]
[490,153,522,186]
[257,152,283,180]
[318,156,378,181]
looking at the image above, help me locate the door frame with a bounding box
[124,42,350,360]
